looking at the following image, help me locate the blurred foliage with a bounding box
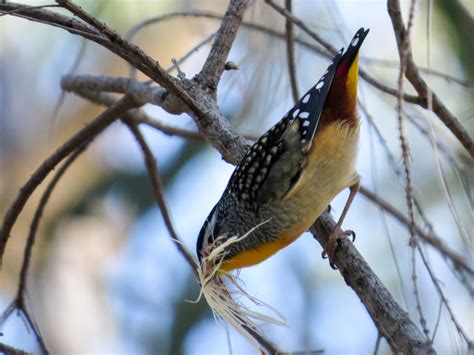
[436,0,474,80]
[65,140,206,218]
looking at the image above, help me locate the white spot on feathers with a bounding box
[351,36,359,47]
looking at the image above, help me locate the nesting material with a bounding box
[194,223,287,352]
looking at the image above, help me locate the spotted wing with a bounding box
[227,49,344,207]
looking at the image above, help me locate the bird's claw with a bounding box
[321,234,339,269]
[321,228,356,269]
[345,229,356,242]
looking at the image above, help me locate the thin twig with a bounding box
[125,9,331,57]
[373,332,383,355]
[411,247,430,340]
[417,245,474,350]
[363,57,474,89]
[267,0,474,157]
[0,96,139,264]
[431,300,443,343]
[51,36,90,132]
[167,33,216,74]
[359,101,429,224]
[0,298,49,354]
[171,58,186,80]
[395,0,431,341]
[0,341,29,355]
[0,3,58,16]
[17,144,88,300]
[359,186,473,280]
[265,0,336,52]
[5,147,88,355]
[196,0,249,91]
[0,2,107,43]
[0,145,89,355]
[387,0,473,157]
[284,0,299,103]
[406,110,465,173]
[125,122,197,272]
[418,2,472,251]
[0,2,447,352]
[365,116,409,308]
[68,87,260,142]
[117,8,426,104]
[310,213,434,354]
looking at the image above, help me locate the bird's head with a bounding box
[196,205,219,262]
[326,28,369,116]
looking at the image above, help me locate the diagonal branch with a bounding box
[266,0,473,157]
[284,0,300,103]
[1,145,89,355]
[125,121,198,272]
[0,3,431,162]
[107,8,426,105]
[17,145,89,300]
[195,0,249,91]
[387,0,473,158]
[0,342,29,355]
[0,96,140,264]
[0,2,250,163]
[359,186,473,283]
[53,0,195,105]
[310,215,435,354]
[73,85,471,281]
[0,2,107,43]
[0,1,450,353]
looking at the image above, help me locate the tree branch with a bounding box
[0,3,431,162]
[195,0,249,91]
[0,1,457,353]
[387,0,474,157]
[284,0,300,103]
[0,146,89,355]
[6,0,249,163]
[0,96,140,264]
[0,2,107,43]
[125,121,198,273]
[266,0,473,157]
[0,342,29,355]
[17,145,88,300]
[310,215,435,354]
[76,86,472,287]
[359,186,473,279]
[1,299,49,354]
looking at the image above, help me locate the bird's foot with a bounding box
[321,229,355,269]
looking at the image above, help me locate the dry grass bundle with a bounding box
[193,223,287,352]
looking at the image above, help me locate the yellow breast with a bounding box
[220,237,293,271]
[222,121,360,271]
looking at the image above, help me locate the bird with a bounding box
[197,28,369,271]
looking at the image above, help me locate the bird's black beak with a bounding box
[336,28,370,78]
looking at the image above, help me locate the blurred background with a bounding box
[0,0,472,354]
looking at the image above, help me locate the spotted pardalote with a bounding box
[197,28,369,271]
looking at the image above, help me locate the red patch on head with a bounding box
[335,60,349,79]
